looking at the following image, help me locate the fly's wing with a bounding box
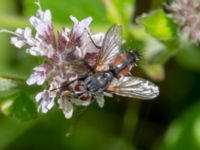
[94,24,123,72]
[106,76,159,100]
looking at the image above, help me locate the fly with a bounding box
[59,24,159,102]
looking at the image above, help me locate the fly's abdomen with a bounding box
[111,52,137,78]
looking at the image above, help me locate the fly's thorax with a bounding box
[84,71,114,93]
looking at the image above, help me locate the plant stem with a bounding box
[121,100,140,144]
[0,73,26,82]
[133,0,152,22]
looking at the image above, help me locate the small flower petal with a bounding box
[58,97,74,119]
[70,16,79,24]
[35,90,56,113]
[96,96,105,108]
[11,37,25,48]
[26,65,50,85]
[70,16,92,37]
[24,27,32,39]
[64,101,73,119]
[29,16,47,36]
[42,10,52,25]
[72,98,91,106]
[35,91,44,102]
[16,28,24,34]
[26,72,46,85]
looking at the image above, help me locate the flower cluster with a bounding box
[2,3,105,119]
[167,0,200,43]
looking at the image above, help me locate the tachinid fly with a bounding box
[60,24,159,102]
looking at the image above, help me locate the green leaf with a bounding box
[0,0,15,14]
[1,92,37,121]
[103,0,133,23]
[142,64,165,81]
[137,9,178,40]
[0,77,19,99]
[0,77,16,92]
[0,73,27,99]
[160,100,200,150]
[24,0,108,25]
[103,0,134,36]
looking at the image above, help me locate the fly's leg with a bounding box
[50,74,88,92]
[85,28,101,49]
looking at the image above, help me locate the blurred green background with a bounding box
[0,0,200,150]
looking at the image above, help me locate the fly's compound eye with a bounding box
[127,51,137,64]
[80,93,90,101]
[104,72,113,81]
[75,82,85,92]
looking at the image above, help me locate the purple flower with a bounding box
[35,90,56,113]
[167,0,200,43]
[26,64,52,85]
[0,3,105,119]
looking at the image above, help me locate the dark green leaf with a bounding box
[1,92,37,121]
[160,100,200,150]
[0,117,35,150]
[176,44,200,72]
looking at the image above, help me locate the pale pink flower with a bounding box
[167,0,200,43]
[35,89,56,113]
[26,64,52,85]
[0,3,105,119]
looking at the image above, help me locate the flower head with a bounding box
[2,3,105,119]
[167,0,200,43]
[0,2,160,119]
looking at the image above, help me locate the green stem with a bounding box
[0,14,29,29]
[121,100,140,144]
[0,73,26,82]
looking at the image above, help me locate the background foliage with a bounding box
[0,0,200,149]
